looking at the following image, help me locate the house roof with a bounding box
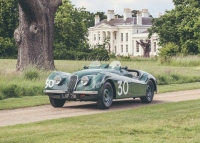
[95,17,152,27]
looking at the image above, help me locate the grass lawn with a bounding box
[0,99,199,143]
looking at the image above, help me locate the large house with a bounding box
[88,8,160,56]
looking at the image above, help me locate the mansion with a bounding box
[88,8,160,56]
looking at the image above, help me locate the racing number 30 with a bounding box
[117,81,129,96]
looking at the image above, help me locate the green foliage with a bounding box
[91,47,110,61]
[54,0,90,53]
[0,37,17,58]
[109,53,116,59]
[149,0,200,55]
[0,84,43,99]
[161,55,200,66]
[159,43,179,57]
[0,0,18,58]
[156,73,200,85]
[0,0,18,38]
[24,70,39,80]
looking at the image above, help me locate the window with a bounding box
[115,33,117,39]
[136,43,139,52]
[94,34,96,41]
[115,46,117,53]
[99,34,100,40]
[121,45,123,52]
[154,42,157,52]
[126,45,128,52]
[137,30,138,33]
[126,33,128,41]
[121,33,123,41]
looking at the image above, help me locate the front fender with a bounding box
[45,71,71,91]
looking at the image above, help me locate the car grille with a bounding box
[68,75,78,94]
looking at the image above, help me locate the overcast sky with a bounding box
[71,0,174,17]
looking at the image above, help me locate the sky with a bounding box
[71,0,174,17]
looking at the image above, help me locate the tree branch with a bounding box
[18,0,44,18]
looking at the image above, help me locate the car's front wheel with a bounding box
[140,80,154,103]
[49,97,66,107]
[97,82,113,109]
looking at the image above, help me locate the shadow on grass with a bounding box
[62,99,166,110]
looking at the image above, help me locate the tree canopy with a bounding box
[0,0,18,58]
[149,0,200,55]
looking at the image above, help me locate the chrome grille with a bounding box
[68,75,78,94]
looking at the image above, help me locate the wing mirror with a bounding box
[124,66,128,70]
[83,65,88,69]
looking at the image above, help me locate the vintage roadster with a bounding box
[44,61,157,109]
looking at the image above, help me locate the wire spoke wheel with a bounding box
[140,80,154,103]
[97,82,113,109]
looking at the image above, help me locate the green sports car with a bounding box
[44,61,157,109]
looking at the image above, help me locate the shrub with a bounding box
[0,84,43,100]
[2,84,20,98]
[159,43,179,64]
[24,70,39,80]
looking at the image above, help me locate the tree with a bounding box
[148,0,200,55]
[136,39,151,57]
[14,0,62,71]
[54,0,89,52]
[0,0,18,58]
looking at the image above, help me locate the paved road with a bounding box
[0,89,200,127]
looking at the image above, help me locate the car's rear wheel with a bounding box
[140,80,154,103]
[97,82,113,109]
[49,97,66,107]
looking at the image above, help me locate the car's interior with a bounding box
[84,61,141,79]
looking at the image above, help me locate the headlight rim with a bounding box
[81,76,90,86]
[54,75,62,85]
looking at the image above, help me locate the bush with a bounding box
[0,84,43,100]
[159,43,179,64]
[109,53,116,59]
[0,37,17,58]
[2,84,20,98]
[24,70,39,80]
[156,74,200,85]
[54,48,110,61]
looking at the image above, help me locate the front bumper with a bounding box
[43,90,98,95]
[43,90,99,101]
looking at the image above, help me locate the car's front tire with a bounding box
[140,80,154,103]
[97,82,113,109]
[49,97,66,107]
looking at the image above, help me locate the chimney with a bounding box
[137,12,142,25]
[142,9,149,17]
[123,8,132,20]
[95,15,100,25]
[158,12,162,17]
[107,10,115,21]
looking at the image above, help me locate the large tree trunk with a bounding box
[14,0,62,71]
[136,39,151,58]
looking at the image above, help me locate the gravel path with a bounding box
[0,89,200,127]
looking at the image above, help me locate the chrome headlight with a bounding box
[81,76,89,86]
[54,75,62,85]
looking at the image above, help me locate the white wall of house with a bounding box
[87,8,160,57]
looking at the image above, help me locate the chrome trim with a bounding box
[43,90,66,94]
[68,75,78,94]
[73,91,98,95]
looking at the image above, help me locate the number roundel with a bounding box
[123,81,129,95]
[45,79,55,88]
[117,81,129,96]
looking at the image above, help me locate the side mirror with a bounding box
[124,66,128,70]
[83,65,88,69]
